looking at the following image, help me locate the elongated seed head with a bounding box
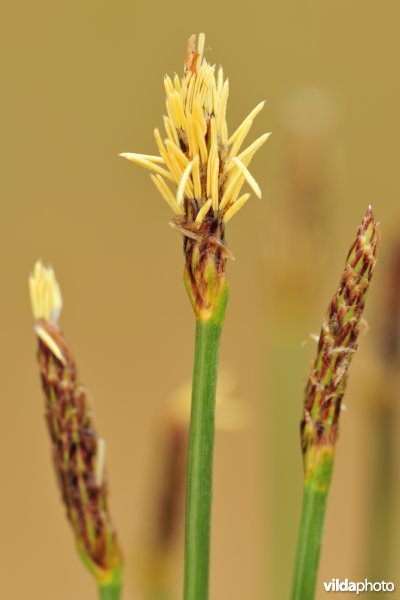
[29,261,122,584]
[301,207,380,472]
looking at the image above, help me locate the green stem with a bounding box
[99,581,122,600]
[183,316,225,600]
[291,457,333,600]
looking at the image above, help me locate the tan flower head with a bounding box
[120,33,270,227]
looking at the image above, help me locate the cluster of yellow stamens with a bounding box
[29,260,62,322]
[120,33,270,226]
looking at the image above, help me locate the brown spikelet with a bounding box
[301,207,380,458]
[35,320,122,580]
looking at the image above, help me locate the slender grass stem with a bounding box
[99,581,122,600]
[183,314,226,600]
[291,459,333,600]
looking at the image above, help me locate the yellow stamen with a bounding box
[164,75,174,97]
[177,161,194,207]
[150,174,183,215]
[207,145,219,212]
[197,33,206,68]
[163,116,180,146]
[185,74,196,113]
[225,133,271,174]
[173,73,181,92]
[165,139,190,169]
[193,63,205,101]
[217,66,224,96]
[192,155,202,200]
[223,193,251,223]
[171,91,187,129]
[186,113,199,159]
[228,172,246,206]
[195,198,212,227]
[192,99,207,135]
[237,132,272,165]
[228,101,266,145]
[219,167,244,211]
[232,157,262,198]
[209,117,217,147]
[216,79,229,135]
[153,128,166,155]
[193,116,208,164]
[229,119,253,158]
[120,152,164,163]
[169,154,194,196]
[29,261,62,322]
[119,153,174,181]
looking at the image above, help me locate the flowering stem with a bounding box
[291,451,333,599]
[290,208,379,600]
[184,296,228,600]
[99,581,122,600]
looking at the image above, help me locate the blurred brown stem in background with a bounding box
[365,241,400,588]
[139,421,188,600]
[137,373,248,599]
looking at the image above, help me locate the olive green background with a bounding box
[1,1,400,598]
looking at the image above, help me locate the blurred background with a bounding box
[1,1,400,598]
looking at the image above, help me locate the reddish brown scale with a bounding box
[336,322,353,348]
[182,205,227,314]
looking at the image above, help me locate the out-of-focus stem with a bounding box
[367,402,395,582]
[184,294,227,600]
[140,422,187,600]
[366,242,400,584]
